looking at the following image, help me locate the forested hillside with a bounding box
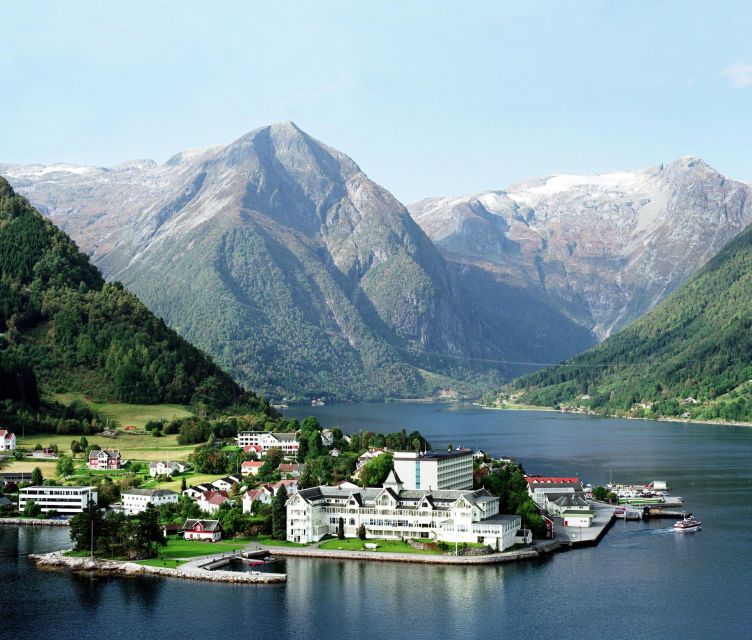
[0,177,274,434]
[504,221,752,422]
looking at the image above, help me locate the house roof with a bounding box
[0,430,13,440]
[183,519,222,532]
[278,463,299,472]
[123,488,178,497]
[88,449,121,460]
[525,476,579,485]
[242,460,264,468]
[148,460,182,469]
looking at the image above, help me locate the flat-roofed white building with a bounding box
[235,431,299,456]
[18,486,97,514]
[122,488,179,515]
[393,449,473,491]
[286,470,520,550]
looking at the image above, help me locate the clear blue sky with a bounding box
[1,1,751,202]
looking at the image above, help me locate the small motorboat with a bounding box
[674,514,702,532]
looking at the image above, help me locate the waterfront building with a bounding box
[148,461,187,477]
[392,448,473,491]
[544,493,594,527]
[122,488,179,515]
[0,430,16,451]
[526,476,582,507]
[18,486,97,514]
[286,470,520,550]
[88,449,122,470]
[183,519,222,541]
[235,431,299,456]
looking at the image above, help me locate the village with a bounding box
[0,419,659,582]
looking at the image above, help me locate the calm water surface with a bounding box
[4,403,751,640]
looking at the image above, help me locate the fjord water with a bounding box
[4,404,752,640]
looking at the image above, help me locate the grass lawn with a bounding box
[246,535,309,548]
[142,472,223,491]
[137,558,185,568]
[156,537,255,559]
[318,538,439,554]
[52,393,194,428]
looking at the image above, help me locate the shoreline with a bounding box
[0,518,70,527]
[476,402,752,428]
[264,541,561,565]
[30,550,286,584]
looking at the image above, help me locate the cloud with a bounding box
[723,64,752,88]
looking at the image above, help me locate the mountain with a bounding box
[410,157,752,339]
[1,122,594,401]
[502,220,752,422]
[0,176,273,434]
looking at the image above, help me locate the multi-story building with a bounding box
[18,486,97,514]
[121,488,179,515]
[0,430,16,451]
[235,431,299,456]
[392,449,473,491]
[286,470,520,550]
[88,449,122,470]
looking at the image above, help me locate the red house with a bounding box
[183,519,223,542]
[88,449,122,470]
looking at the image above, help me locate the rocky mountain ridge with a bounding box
[410,157,752,338]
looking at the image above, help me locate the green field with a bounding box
[152,537,255,559]
[318,538,439,554]
[52,393,194,428]
[16,432,196,465]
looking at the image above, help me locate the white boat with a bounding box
[674,514,702,532]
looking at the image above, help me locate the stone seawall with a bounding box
[0,518,70,526]
[267,543,559,565]
[30,551,286,584]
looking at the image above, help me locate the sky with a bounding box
[1,0,751,202]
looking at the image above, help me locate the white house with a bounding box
[241,460,264,476]
[355,448,388,472]
[545,493,595,527]
[183,519,222,542]
[286,469,520,550]
[211,475,242,491]
[235,431,299,456]
[278,463,301,478]
[18,486,97,514]
[0,430,16,451]
[122,488,179,515]
[392,449,474,491]
[148,461,187,477]
[242,488,266,513]
[320,429,335,447]
[198,490,231,514]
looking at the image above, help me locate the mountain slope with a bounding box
[410,157,752,339]
[0,176,273,433]
[2,123,595,401]
[503,221,752,422]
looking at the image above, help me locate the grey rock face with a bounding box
[410,157,752,338]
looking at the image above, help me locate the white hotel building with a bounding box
[393,449,474,491]
[286,470,521,551]
[236,431,299,456]
[18,486,97,514]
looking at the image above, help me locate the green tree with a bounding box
[271,485,288,540]
[357,524,366,540]
[337,516,345,540]
[137,503,165,558]
[79,436,88,450]
[298,463,316,489]
[307,431,324,459]
[69,499,105,553]
[56,455,74,478]
[23,500,41,517]
[31,467,43,486]
[360,453,394,487]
